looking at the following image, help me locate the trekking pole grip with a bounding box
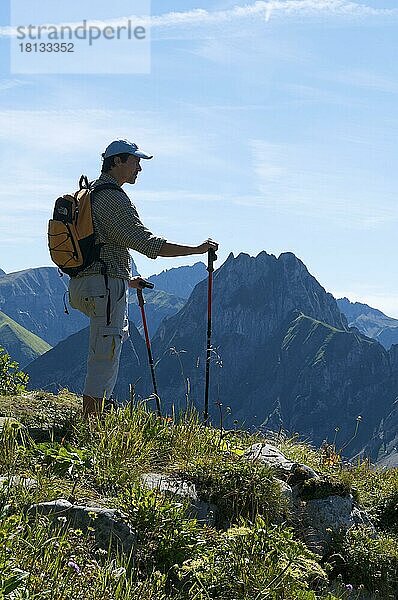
[136,280,154,307]
[207,248,217,273]
[139,280,155,289]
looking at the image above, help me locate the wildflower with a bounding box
[357,415,362,421]
[67,560,81,575]
[345,583,354,591]
[112,567,126,580]
[57,516,67,524]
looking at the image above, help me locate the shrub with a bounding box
[334,526,398,598]
[0,347,28,396]
[177,516,327,599]
[185,457,288,525]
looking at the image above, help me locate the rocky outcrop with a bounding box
[142,473,216,526]
[245,442,299,479]
[245,442,374,555]
[13,438,373,559]
[29,499,136,554]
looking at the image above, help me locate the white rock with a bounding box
[142,473,217,526]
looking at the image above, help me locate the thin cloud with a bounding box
[325,69,398,94]
[0,108,196,158]
[250,139,398,230]
[1,1,397,38]
[0,79,29,92]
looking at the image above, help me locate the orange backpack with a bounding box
[48,175,119,277]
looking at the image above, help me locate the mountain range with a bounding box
[148,262,207,298]
[25,250,398,460]
[0,259,205,357]
[0,267,87,347]
[151,252,397,457]
[127,288,185,338]
[337,297,398,350]
[25,321,152,402]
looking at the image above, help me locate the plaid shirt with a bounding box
[77,173,166,280]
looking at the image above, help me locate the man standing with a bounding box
[68,139,218,417]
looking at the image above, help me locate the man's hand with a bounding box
[128,277,147,289]
[196,239,219,254]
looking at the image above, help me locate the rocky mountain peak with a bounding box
[151,251,394,455]
[338,297,386,320]
[337,297,398,350]
[148,261,207,299]
[203,250,346,334]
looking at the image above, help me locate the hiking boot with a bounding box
[82,395,103,419]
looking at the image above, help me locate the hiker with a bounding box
[68,139,218,417]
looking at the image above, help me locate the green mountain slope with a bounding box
[0,310,52,367]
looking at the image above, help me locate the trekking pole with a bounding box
[136,280,162,418]
[203,248,217,425]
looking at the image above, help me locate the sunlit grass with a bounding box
[1,391,398,598]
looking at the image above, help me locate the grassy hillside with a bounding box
[0,311,51,366]
[0,391,398,598]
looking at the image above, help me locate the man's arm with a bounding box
[95,189,165,259]
[158,240,217,257]
[95,188,218,258]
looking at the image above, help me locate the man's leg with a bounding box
[84,277,128,416]
[69,275,128,418]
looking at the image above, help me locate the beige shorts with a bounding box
[68,274,129,399]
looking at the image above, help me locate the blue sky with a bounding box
[0,1,398,316]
